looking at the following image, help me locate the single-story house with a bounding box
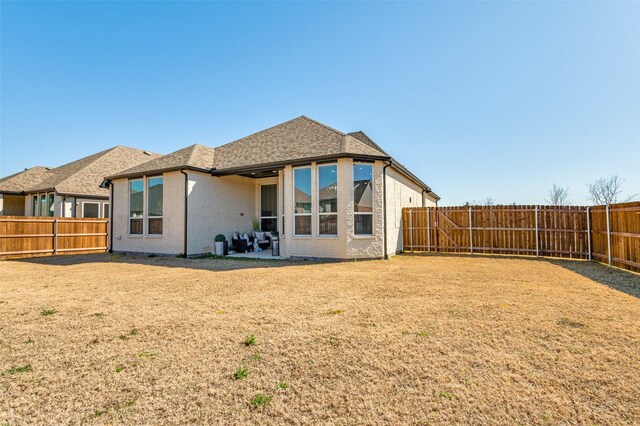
[0,167,52,216]
[105,116,439,259]
[0,146,161,218]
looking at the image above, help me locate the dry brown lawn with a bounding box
[1,253,639,425]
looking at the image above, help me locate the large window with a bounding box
[103,203,110,219]
[354,163,373,235]
[82,202,100,218]
[32,195,38,216]
[47,193,55,217]
[294,167,312,235]
[129,179,144,234]
[147,177,163,234]
[318,164,337,235]
[39,194,47,217]
[260,184,277,232]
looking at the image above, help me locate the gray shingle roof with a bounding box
[0,167,51,194]
[104,116,437,198]
[108,144,216,179]
[211,116,387,171]
[25,146,162,197]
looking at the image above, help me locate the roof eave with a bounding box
[210,153,391,176]
[106,165,212,181]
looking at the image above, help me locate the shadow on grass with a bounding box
[400,252,640,299]
[6,252,336,272]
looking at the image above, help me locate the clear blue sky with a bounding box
[1,1,638,205]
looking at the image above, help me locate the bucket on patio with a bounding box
[214,234,226,256]
[271,238,279,256]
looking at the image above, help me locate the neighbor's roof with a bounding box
[107,144,216,179]
[25,146,161,197]
[0,166,51,194]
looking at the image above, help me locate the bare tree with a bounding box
[587,175,637,205]
[546,184,570,206]
[468,197,495,206]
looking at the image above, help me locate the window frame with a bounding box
[317,163,338,236]
[293,166,312,236]
[81,201,100,218]
[353,162,374,236]
[128,178,144,235]
[259,183,278,233]
[146,176,163,235]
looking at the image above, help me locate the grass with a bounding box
[1,253,639,424]
[5,364,32,375]
[233,367,248,380]
[244,334,256,347]
[40,309,56,316]
[250,394,272,408]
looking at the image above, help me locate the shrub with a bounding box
[215,234,226,242]
[244,334,256,347]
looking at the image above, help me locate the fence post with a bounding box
[535,206,540,257]
[469,206,473,254]
[53,218,58,255]
[427,207,431,252]
[409,208,414,252]
[586,207,592,261]
[606,204,612,266]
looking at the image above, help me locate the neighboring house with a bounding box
[0,167,51,216]
[0,146,161,218]
[105,116,439,259]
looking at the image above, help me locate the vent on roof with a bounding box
[143,151,152,156]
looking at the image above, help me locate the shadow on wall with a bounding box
[6,252,341,272]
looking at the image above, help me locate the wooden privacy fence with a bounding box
[0,216,109,258]
[402,202,640,273]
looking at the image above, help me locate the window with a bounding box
[32,195,38,216]
[318,164,337,235]
[82,202,100,218]
[354,163,373,235]
[294,167,312,235]
[103,203,110,219]
[40,194,47,217]
[147,177,163,234]
[129,179,144,234]
[47,193,55,217]
[260,184,277,232]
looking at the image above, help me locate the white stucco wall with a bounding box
[187,172,255,255]
[384,167,433,256]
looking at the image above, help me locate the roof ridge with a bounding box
[299,115,346,136]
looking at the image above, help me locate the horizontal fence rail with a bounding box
[0,216,109,258]
[403,202,640,273]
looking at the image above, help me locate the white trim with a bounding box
[146,176,163,235]
[128,178,144,235]
[81,201,100,218]
[353,162,374,236]
[293,166,312,236]
[317,163,338,236]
